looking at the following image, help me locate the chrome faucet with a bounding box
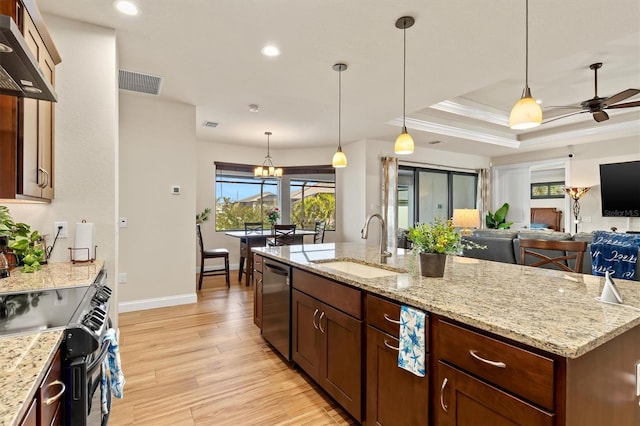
[361,213,392,263]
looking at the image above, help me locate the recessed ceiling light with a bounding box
[114,1,139,16]
[261,45,280,57]
[536,99,543,105]
[249,104,260,113]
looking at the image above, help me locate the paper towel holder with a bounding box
[68,246,97,264]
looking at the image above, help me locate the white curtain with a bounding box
[477,168,491,229]
[382,157,399,250]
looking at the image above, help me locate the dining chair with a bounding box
[239,222,264,282]
[313,221,326,244]
[519,239,588,273]
[267,224,297,246]
[197,224,230,290]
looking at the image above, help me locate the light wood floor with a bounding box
[109,274,355,425]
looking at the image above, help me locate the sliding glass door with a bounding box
[398,166,477,228]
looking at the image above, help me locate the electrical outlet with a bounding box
[118,272,127,283]
[54,221,68,238]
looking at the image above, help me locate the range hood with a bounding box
[0,14,57,102]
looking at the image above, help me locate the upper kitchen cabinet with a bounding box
[0,0,61,202]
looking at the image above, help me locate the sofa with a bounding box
[462,229,640,281]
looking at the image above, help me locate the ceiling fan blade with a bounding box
[542,110,587,124]
[593,111,609,122]
[603,88,640,106]
[544,105,582,110]
[606,100,640,109]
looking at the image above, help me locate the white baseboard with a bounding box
[118,293,197,313]
[196,264,241,273]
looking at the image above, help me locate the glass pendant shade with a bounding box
[332,149,347,168]
[394,128,414,155]
[509,88,542,129]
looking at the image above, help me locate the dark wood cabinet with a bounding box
[0,0,60,201]
[435,361,553,426]
[38,348,63,426]
[253,254,263,329]
[19,398,37,426]
[365,294,428,426]
[291,268,363,422]
[19,347,64,426]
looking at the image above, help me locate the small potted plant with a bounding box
[0,205,45,272]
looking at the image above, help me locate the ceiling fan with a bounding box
[545,62,640,124]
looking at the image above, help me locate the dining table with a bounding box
[225,228,318,286]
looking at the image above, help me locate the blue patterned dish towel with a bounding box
[398,305,426,377]
[590,231,640,280]
[101,328,125,414]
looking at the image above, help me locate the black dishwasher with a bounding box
[262,259,291,360]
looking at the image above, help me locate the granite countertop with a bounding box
[0,259,105,294]
[254,243,640,359]
[0,331,63,426]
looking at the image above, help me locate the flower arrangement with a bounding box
[408,217,463,255]
[408,217,487,255]
[266,207,280,226]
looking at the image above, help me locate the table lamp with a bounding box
[564,187,590,234]
[452,209,480,236]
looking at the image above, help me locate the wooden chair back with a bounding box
[313,221,326,244]
[244,222,263,234]
[519,239,588,273]
[272,224,297,246]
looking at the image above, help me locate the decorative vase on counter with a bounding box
[419,253,446,277]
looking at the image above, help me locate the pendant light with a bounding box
[509,0,542,129]
[332,63,348,168]
[254,131,283,178]
[394,16,415,155]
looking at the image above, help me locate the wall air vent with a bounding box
[118,69,163,95]
[202,121,219,128]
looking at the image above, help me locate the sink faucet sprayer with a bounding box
[361,213,392,263]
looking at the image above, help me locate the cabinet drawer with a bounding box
[437,320,554,411]
[254,255,264,273]
[292,268,361,319]
[38,349,64,426]
[366,294,401,337]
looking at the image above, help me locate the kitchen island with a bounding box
[253,243,640,425]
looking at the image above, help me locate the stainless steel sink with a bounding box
[313,260,404,278]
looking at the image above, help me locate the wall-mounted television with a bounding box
[599,160,640,217]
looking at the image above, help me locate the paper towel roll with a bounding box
[74,222,95,261]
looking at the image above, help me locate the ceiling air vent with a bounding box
[118,69,163,95]
[202,121,219,128]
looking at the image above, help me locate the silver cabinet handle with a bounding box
[383,339,399,351]
[37,167,46,188]
[44,380,65,405]
[440,377,448,413]
[383,313,401,324]
[469,349,507,368]
[312,308,319,330]
[319,311,325,333]
[42,168,49,188]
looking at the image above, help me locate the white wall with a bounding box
[6,17,118,308]
[118,93,197,310]
[492,136,640,232]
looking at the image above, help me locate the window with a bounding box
[398,165,478,228]
[530,181,565,199]
[214,163,335,231]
